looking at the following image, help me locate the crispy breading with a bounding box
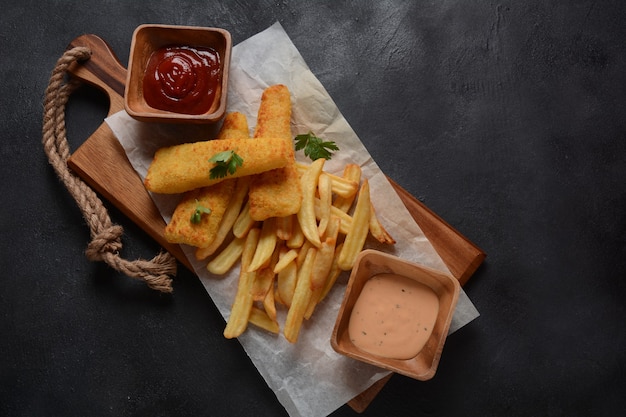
[216,111,250,140]
[248,85,302,221]
[144,135,290,194]
[164,180,235,248]
[253,85,292,139]
[164,112,251,250]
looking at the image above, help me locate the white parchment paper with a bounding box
[106,22,480,417]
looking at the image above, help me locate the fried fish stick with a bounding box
[194,113,251,260]
[167,112,250,251]
[164,179,235,248]
[248,85,302,221]
[216,111,250,140]
[144,136,290,194]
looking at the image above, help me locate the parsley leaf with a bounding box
[208,149,244,179]
[190,199,212,224]
[294,132,339,161]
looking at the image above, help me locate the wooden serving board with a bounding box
[65,34,485,413]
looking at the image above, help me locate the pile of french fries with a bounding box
[206,158,394,343]
[147,84,395,343]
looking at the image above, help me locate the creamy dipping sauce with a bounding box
[348,273,439,360]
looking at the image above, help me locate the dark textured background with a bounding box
[1,1,625,416]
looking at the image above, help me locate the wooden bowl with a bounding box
[125,24,231,124]
[331,250,460,381]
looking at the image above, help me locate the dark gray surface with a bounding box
[2,1,625,416]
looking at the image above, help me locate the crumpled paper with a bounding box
[106,21,479,417]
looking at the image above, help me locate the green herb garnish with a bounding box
[190,200,212,224]
[294,132,339,161]
[208,149,244,179]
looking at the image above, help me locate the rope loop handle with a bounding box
[42,46,176,293]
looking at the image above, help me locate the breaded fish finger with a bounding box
[248,85,302,221]
[144,135,289,194]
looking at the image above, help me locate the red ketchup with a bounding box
[143,45,221,115]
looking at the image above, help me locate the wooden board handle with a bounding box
[67,34,127,115]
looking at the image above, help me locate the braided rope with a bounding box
[42,46,176,293]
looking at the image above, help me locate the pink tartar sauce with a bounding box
[348,273,439,360]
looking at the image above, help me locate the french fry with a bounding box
[314,198,352,235]
[316,173,332,237]
[251,240,280,300]
[319,242,344,302]
[305,216,340,319]
[248,217,278,272]
[263,281,278,323]
[275,214,293,241]
[252,266,276,301]
[276,258,298,307]
[195,176,250,260]
[369,202,396,244]
[273,248,299,274]
[296,240,313,269]
[337,179,371,271]
[286,217,305,249]
[284,247,317,343]
[223,228,261,339]
[233,201,257,238]
[296,162,358,198]
[333,164,362,212]
[206,235,245,275]
[248,306,280,334]
[296,158,325,247]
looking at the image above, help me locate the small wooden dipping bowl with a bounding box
[331,250,460,381]
[125,24,231,124]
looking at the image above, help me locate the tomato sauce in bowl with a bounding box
[143,45,221,115]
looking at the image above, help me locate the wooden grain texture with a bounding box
[64,34,485,413]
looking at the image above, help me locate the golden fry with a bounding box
[314,198,351,235]
[284,247,317,343]
[369,202,396,244]
[296,158,325,247]
[251,239,279,300]
[305,216,340,319]
[319,242,344,302]
[273,248,299,274]
[296,162,358,199]
[276,259,298,307]
[248,306,280,334]
[286,217,305,249]
[248,217,278,272]
[223,228,261,339]
[338,180,371,270]
[232,201,257,239]
[317,173,332,237]
[263,280,278,323]
[333,164,362,212]
[206,235,245,275]
[275,214,293,241]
